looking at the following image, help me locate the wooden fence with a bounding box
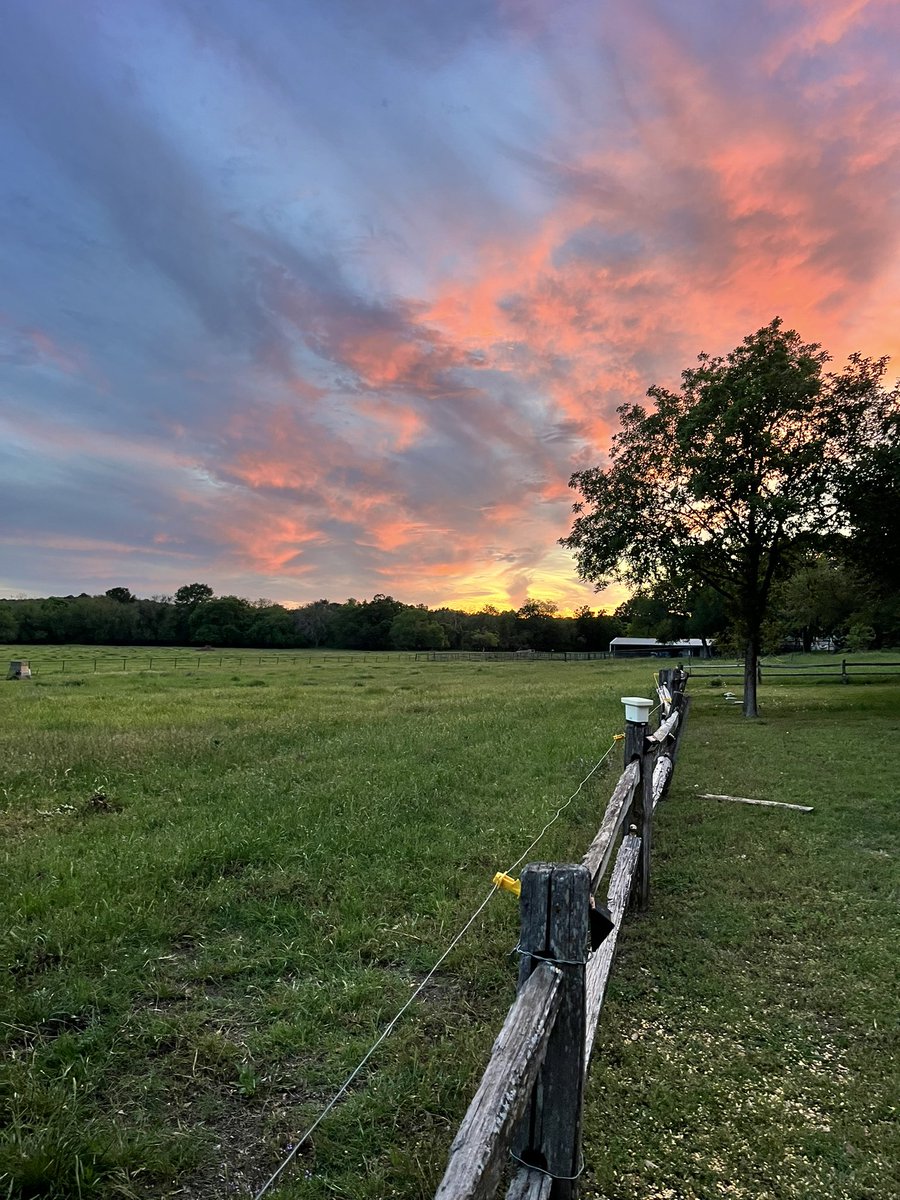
[687,659,900,682]
[434,670,691,1199]
[9,650,611,675]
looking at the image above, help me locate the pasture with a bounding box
[1,650,897,1199]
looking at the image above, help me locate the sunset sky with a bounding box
[2,0,899,613]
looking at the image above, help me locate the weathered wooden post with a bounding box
[622,696,653,910]
[515,862,591,1197]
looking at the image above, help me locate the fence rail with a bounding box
[434,668,691,1199]
[688,659,900,682]
[5,649,613,676]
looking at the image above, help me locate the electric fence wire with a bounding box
[252,734,623,1200]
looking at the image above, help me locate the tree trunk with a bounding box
[743,636,760,717]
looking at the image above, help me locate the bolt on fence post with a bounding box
[515,862,590,1197]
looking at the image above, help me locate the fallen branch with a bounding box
[699,793,813,813]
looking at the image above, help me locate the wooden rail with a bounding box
[688,659,900,682]
[434,668,690,1199]
[434,963,563,1200]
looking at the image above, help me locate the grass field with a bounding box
[1,648,897,1199]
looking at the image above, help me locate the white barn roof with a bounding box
[609,637,708,647]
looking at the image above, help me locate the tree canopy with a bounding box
[562,319,899,715]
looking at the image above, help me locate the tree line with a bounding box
[1,561,894,656]
[0,586,617,652]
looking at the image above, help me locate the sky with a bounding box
[2,0,899,613]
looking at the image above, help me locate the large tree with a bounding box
[562,319,896,716]
[836,395,900,594]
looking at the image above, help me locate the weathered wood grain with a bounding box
[583,834,640,1071]
[580,762,639,889]
[647,710,679,744]
[633,741,656,910]
[433,962,563,1200]
[623,718,646,768]
[506,1166,552,1200]
[699,793,813,813]
[516,864,590,1200]
[651,755,672,808]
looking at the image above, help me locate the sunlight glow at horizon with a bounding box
[1,0,899,612]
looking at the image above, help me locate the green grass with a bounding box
[1,650,896,1199]
[583,674,899,1200]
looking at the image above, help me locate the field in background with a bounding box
[1,651,897,1199]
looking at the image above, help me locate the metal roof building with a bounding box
[609,637,712,658]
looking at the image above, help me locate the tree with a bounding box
[0,603,18,642]
[173,582,214,642]
[188,596,251,646]
[105,586,136,604]
[470,627,500,650]
[294,599,340,647]
[837,394,900,594]
[174,582,214,608]
[573,606,623,651]
[613,594,672,637]
[330,595,404,650]
[248,604,299,648]
[771,556,861,651]
[516,599,559,651]
[562,319,892,716]
[389,607,449,650]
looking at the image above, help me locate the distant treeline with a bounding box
[2,556,896,653]
[0,586,624,652]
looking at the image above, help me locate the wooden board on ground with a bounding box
[699,793,813,813]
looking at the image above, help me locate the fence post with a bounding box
[622,697,652,910]
[841,658,848,684]
[622,696,651,770]
[515,863,590,1197]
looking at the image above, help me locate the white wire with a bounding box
[502,738,620,876]
[253,886,498,1200]
[253,736,621,1199]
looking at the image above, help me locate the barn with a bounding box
[609,637,712,659]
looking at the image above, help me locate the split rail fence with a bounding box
[687,659,900,682]
[434,670,692,1200]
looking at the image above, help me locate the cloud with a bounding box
[0,0,898,611]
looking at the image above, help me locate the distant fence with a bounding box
[687,659,900,682]
[416,650,610,662]
[6,649,610,675]
[433,669,691,1199]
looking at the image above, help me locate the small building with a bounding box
[7,660,32,679]
[609,637,712,659]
